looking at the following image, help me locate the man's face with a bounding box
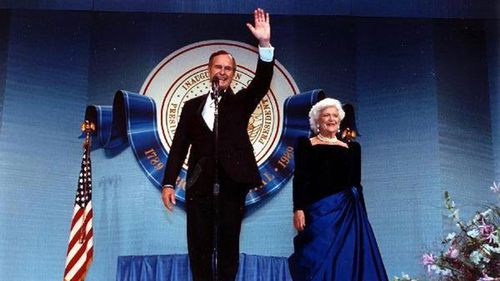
[208,54,235,91]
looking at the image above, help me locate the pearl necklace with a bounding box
[317,134,338,144]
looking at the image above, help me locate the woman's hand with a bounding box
[293,210,306,231]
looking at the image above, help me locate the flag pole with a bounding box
[79,121,94,244]
[64,120,96,281]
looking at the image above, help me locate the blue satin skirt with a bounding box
[288,186,389,281]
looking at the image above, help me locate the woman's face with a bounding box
[318,106,340,136]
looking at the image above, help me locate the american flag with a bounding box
[64,146,94,281]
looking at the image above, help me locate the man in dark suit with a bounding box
[161,8,274,281]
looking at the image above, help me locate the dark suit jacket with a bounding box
[162,58,274,190]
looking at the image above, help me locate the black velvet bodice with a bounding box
[292,136,361,211]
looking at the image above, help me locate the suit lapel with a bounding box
[196,93,209,116]
[195,93,215,134]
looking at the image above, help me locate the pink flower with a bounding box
[445,243,459,259]
[422,253,436,272]
[478,218,495,242]
[477,271,499,281]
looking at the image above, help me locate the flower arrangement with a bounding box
[393,182,500,281]
[393,273,420,281]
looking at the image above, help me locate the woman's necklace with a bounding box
[317,133,338,144]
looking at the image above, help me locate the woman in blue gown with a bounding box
[288,98,388,281]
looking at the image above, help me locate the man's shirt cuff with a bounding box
[258,45,274,62]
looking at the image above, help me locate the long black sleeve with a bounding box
[241,58,274,115]
[292,137,310,211]
[348,141,362,188]
[162,101,192,187]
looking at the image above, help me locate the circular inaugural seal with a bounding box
[140,40,299,205]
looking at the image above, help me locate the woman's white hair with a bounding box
[308,98,345,134]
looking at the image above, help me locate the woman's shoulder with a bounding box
[347,141,361,150]
[294,136,312,150]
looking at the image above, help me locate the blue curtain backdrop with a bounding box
[0,0,498,18]
[0,10,92,280]
[487,20,500,181]
[0,8,499,281]
[0,10,9,135]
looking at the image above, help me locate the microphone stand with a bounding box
[211,78,221,281]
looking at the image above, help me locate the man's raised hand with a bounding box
[246,8,271,47]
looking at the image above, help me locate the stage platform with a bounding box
[117,253,292,281]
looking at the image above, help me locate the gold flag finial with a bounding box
[81,121,95,148]
[80,120,95,133]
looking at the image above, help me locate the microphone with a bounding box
[211,75,221,100]
[212,76,220,91]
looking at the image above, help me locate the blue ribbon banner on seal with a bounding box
[84,89,325,206]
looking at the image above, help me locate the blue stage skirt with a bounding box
[288,186,389,281]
